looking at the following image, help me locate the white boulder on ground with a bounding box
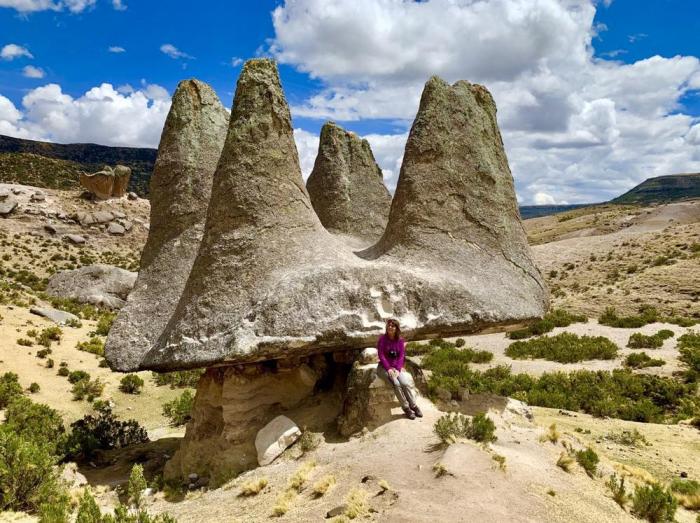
[46,264,137,309]
[255,415,302,466]
[30,306,79,325]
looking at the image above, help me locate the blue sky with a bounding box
[1,0,699,204]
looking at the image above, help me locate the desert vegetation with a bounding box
[505,332,618,363]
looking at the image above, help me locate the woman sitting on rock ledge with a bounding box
[377,319,423,420]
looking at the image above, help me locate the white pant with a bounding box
[377,365,416,410]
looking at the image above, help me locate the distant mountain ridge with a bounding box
[0,134,156,196]
[612,172,700,205]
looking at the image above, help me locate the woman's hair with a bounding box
[385,318,401,340]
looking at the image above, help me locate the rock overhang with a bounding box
[106,58,548,372]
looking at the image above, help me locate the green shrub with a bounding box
[506,333,618,363]
[606,474,628,508]
[576,447,599,477]
[68,370,90,384]
[627,330,674,349]
[4,397,66,456]
[37,326,62,348]
[0,372,23,408]
[72,378,104,401]
[599,305,659,328]
[624,352,665,369]
[36,348,51,359]
[119,374,144,395]
[433,412,496,444]
[669,478,700,496]
[422,346,493,378]
[455,338,466,347]
[678,332,700,381]
[0,425,66,514]
[65,317,82,328]
[507,309,587,339]
[152,369,204,388]
[94,313,116,336]
[605,428,648,447]
[75,489,102,523]
[128,464,147,509]
[405,342,434,356]
[28,382,40,393]
[57,367,70,377]
[76,337,105,356]
[17,338,33,347]
[631,483,677,522]
[64,410,149,461]
[45,358,54,369]
[162,390,194,426]
[467,413,497,443]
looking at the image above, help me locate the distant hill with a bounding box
[0,134,156,196]
[612,173,700,205]
[518,204,591,220]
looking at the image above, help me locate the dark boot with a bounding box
[411,404,423,418]
[402,406,416,420]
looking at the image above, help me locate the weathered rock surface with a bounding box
[63,234,86,244]
[0,197,17,216]
[107,222,125,235]
[80,165,131,199]
[255,415,302,466]
[306,121,391,244]
[337,362,419,436]
[105,78,229,371]
[46,264,137,309]
[110,59,546,372]
[30,306,79,325]
[163,362,322,484]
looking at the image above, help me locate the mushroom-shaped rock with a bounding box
[105,79,229,371]
[306,121,391,245]
[108,59,547,372]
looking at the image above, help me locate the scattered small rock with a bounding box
[326,505,348,518]
[0,198,18,216]
[680,471,688,478]
[44,224,57,235]
[64,234,86,244]
[30,191,45,202]
[107,222,126,235]
[127,191,138,200]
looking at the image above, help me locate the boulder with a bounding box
[255,415,302,466]
[107,222,125,235]
[0,188,10,200]
[0,197,17,217]
[30,191,45,202]
[46,264,137,309]
[93,211,115,224]
[63,234,86,244]
[30,306,79,325]
[358,348,378,365]
[80,165,131,200]
[105,78,229,372]
[306,121,391,244]
[337,362,419,436]
[44,224,57,235]
[107,59,546,372]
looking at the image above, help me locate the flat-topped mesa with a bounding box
[306,121,391,244]
[105,79,229,372]
[118,59,547,372]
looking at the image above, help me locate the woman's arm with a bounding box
[377,336,391,371]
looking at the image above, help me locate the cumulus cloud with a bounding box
[112,0,125,10]
[22,65,45,78]
[160,44,194,60]
[269,0,700,204]
[0,82,171,147]
[1,44,33,60]
[108,46,125,53]
[0,0,94,12]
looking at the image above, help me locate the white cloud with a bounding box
[160,44,194,60]
[1,44,33,60]
[0,82,171,148]
[533,192,557,205]
[231,57,243,67]
[108,46,125,53]
[269,0,700,204]
[0,0,94,12]
[112,0,125,10]
[293,128,319,181]
[22,65,45,78]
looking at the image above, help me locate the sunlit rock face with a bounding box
[106,59,547,373]
[80,165,132,199]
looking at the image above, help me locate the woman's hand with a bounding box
[388,368,399,379]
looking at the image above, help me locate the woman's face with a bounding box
[386,322,397,338]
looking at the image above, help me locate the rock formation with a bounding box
[105,79,229,371]
[306,121,391,244]
[80,164,132,199]
[46,264,137,309]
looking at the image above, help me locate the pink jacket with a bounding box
[377,334,405,372]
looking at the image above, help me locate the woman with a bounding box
[377,318,423,420]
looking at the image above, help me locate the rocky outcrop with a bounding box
[306,122,391,244]
[80,165,132,199]
[107,59,546,372]
[46,264,137,309]
[105,79,229,372]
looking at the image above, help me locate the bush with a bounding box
[0,372,23,409]
[72,378,104,401]
[64,410,149,461]
[678,332,700,381]
[669,478,700,496]
[0,425,66,513]
[606,474,628,508]
[507,309,587,339]
[240,477,269,497]
[631,483,677,522]
[162,390,194,426]
[152,369,204,388]
[605,428,648,447]
[422,346,493,376]
[45,358,54,368]
[68,370,90,384]
[57,367,70,377]
[37,326,62,348]
[128,464,147,509]
[16,338,33,347]
[455,338,466,347]
[119,374,144,395]
[28,382,40,393]
[75,489,102,523]
[627,330,674,349]
[624,352,665,369]
[94,312,116,336]
[576,447,599,477]
[76,337,105,356]
[506,332,618,363]
[433,412,496,444]
[36,348,51,359]
[4,397,66,456]
[599,305,659,328]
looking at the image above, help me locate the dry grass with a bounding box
[492,453,507,472]
[344,488,369,520]
[311,475,336,497]
[433,462,449,477]
[271,489,296,517]
[674,493,700,510]
[540,423,560,444]
[556,452,575,473]
[288,459,317,492]
[378,479,390,492]
[239,477,268,497]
